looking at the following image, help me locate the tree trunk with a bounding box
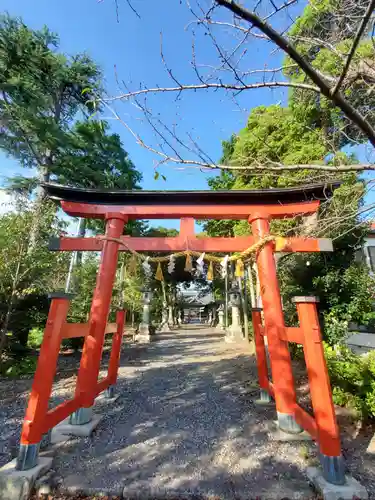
[28,163,51,252]
[0,294,16,358]
[225,272,229,328]
[238,276,249,340]
[65,218,87,292]
[0,255,22,359]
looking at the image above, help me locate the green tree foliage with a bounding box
[144,226,179,237]
[0,15,143,197]
[203,170,236,237]
[285,0,375,146]
[0,15,101,185]
[0,15,144,242]
[0,200,69,354]
[67,255,99,324]
[228,105,327,176]
[0,16,145,357]
[204,104,361,236]
[58,120,143,237]
[206,107,373,342]
[46,120,142,190]
[325,345,375,419]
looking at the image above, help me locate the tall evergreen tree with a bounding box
[0,15,101,187]
[0,15,144,242]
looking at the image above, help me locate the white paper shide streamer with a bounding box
[167,255,176,274]
[220,255,229,278]
[195,252,205,276]
[142,257,152,278]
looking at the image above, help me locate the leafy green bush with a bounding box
[27,327,44,348]
[280,256,375,346]
[323,310,349,346]
[324,344,375,418]
[4,356,37,377]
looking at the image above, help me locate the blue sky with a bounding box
[0,0,292,228]
[1,0,374,227]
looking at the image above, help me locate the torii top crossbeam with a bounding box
[43,182,339,220]
[44,182,340,254]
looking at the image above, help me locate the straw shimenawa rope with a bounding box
[96,234,277,263]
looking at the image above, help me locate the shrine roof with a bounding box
[42,182,341,206]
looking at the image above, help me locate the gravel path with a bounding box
[1,327,374,499]
[51,327,317,499]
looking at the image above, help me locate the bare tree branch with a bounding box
[101,0,375,178]
[215,0,375,147]
[332,0,375,95]
[102,95,375,174]
[106,80,320,101]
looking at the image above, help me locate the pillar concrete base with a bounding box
[253,389,274,406]
[53,414,102,438]
[134,333,152,343]
[366,432,375,455]
[0,457,53,500]
[69,407,93,425]
[50,427,70,445]
[225,331,246,343]
[158,322,171,333]
[277,411,303,434]
[136,323,153,343]
[306,467,368,500]
[268,423,312,442]
[95,390,120,404]
[253,398,275,407]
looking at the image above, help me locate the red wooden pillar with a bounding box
[249,215,300,433]
[18,294,71,469]
[294,297,344,484]
[74,215,127,415]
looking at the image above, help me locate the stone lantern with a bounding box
[216,304,225,331]
[159,300,170,333]
[225,284,244,343]
[135,284,154,343]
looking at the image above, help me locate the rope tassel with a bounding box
[184,253,193,272]
[207,261,214,281]
[155,262,164,281]
[128,254,138,275]
[235,259,244,277]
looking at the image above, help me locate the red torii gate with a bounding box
[17,182,344,486]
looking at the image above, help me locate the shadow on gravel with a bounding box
[3,328,374,498]
[52,330,315,498]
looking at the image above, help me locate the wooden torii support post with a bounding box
[17,182,344,486]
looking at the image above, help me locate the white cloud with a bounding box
[0,191,80,237]
[0,190,13,215]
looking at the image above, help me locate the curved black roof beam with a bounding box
[42,181,341,206]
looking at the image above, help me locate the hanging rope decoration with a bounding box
[96,234,280,280]
[235,259,245,277]
[128,254,138,275]
[184,253,193,272]
[155,262,164,281]
[207,261,214,281]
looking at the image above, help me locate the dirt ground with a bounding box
[1,327,374,499]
